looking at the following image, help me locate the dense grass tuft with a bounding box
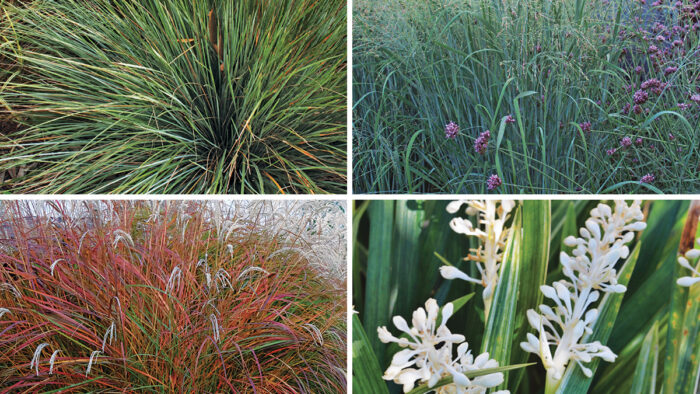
[0,201,346,392]
[0,0,346,194]
[353,0,699,194]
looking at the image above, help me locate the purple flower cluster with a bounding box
[620,136,633,147]
[633,90,649,104]
[474,130,490,154]
[606,148,617,156]
[445,121,459,139]
[640,173,655,183]
[641,78,661,90]
[664,66,678,75]
[579,121,592,133]
[505,115,516,124]
[486,174,502,190]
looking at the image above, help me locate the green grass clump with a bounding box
[0,0,346,194]
[0,201,346,392]
[353,0,699,194]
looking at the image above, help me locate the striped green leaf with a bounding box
[481,207,522,388]
[663,202,700,393]
[511,200,551,391]
[352,314,390,394]
[363,200,395,367]
[630,320,660,394]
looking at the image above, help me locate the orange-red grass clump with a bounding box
[0,201,346,392]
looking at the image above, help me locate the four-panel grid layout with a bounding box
[0,1,699,393]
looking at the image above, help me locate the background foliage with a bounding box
[352,199,700,393]
[353,0,699,194]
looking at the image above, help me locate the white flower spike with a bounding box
[521,201,645,388]
[442,200,515,317]
[378,298,509,394]
[677,238,700,287]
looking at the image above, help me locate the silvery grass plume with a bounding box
[112,229,134,249]
[50,259,65,276]
[521,201,646,390]
[378,298,509,394]
[441,200,515,318]
[677,238,700,287]
[302,323,325,346]
[214,269,232,292]
[209,314,221,342]
[30,343,50,376]
[0,307,10,319]
[86,350,101,376]
[0,283,22,298]
[102,321,116,352]
[48,349,60,375]
[166,266,182,294]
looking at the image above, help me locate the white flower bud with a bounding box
[685,249,700,259]
[678,277,700,287]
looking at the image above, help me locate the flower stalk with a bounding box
[441,200,515,319]
[521,201,646,391]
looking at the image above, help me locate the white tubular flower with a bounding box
[442,200,515,315]
[677,238,700,287]
[378,299,509,394]
[436,343,510,394]
[560,201,646,293]
[378,299,464,392]
[521,201,645,384]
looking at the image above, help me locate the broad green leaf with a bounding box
[630,320,659,394]
[363,200,395,367]
[511,200,551,391]
[353,201,370,316]
[394,201,426,320]
[481,207,522,388]
[352,314,390,394]
[555,241,642,393]
[561,202,577,255]
[663,202,700,393]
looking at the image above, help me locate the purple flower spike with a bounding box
[474,130,491,154]
[634,90,649,104]
[640,173,655,183]
[487,174,502,190]
[445,121,459,139]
